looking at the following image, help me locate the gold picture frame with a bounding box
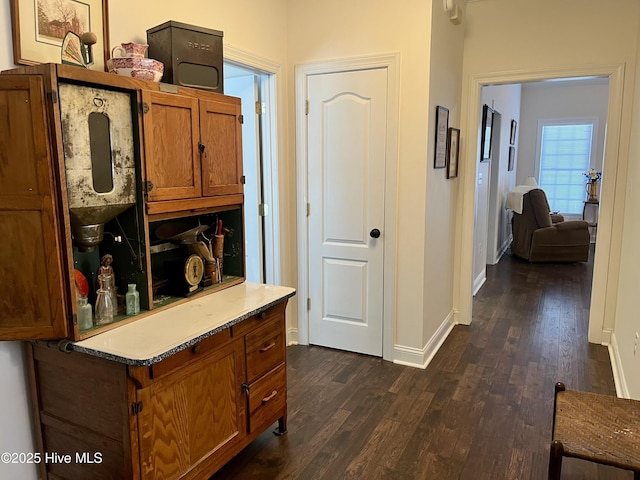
[10,0,110,71]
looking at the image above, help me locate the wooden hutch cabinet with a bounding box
[0,64,293,480]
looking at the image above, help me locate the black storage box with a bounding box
[147,21,223,93]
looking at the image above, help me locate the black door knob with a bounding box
[370,228,381,239]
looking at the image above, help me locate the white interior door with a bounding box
[225,68,263,283]
[307,68,387,356]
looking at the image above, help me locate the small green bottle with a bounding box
[125,284,140,315]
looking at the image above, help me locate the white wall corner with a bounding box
[393,311,455,368]
[473,271,486,296]
[608,333,630,398]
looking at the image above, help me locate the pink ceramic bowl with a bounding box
[107,57,164,82]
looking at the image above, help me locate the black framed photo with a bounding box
[446,127,460,179]
[508,146,515,171]
[480,104,494,162]
[434,105,449,168]
[510,119,517,145]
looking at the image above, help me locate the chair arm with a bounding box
[555,220,589,230]
[550,213,564,224]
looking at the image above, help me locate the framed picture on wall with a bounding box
[10,0,110,71]
[446,127,460,179]
[508,146,515,171]
[434,105,449,168]
[480,104,494,162]
[510,119,517,145]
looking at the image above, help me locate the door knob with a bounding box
[370,228,381,239]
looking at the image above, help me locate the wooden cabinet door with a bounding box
[199,98,244,196]
[142,90,201,201]
[0,76,69,340]
[136,337,247,480]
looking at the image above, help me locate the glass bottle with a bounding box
[100,273,119,315]
[77,296,93,330]
[126,283,140,315]
[95,274,114,325]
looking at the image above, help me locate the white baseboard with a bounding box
[608,333,630,398]
[393,311,455,369]
[287,327,299,346]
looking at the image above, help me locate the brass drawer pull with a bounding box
[262,390,278,403]
[259,342,276,353]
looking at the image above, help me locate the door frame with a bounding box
[224,46,282,286]
[295,53,399,361]
[456,63,626,347]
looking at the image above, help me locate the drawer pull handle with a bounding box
[259,342,276,353]
[192,345,201,354]
[262,390,278,403]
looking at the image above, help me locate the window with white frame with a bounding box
[537,119,597,215]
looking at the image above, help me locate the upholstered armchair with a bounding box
[511,188,590,262]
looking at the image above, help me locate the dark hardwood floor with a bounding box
[212,249,629,479]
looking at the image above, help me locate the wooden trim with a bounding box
[146,195,244,218]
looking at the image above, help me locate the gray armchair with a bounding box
[511,189,590,262]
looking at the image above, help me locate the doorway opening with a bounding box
[459,64,624,350]
[223,59,280,285]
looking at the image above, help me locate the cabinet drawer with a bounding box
[245,317,285,384]
[248,363,286,434]
[150,328,231,379]
[232,301,286,337]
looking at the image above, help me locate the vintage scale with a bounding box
[154,224,211,296]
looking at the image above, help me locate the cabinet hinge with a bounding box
[144,180,154,193]
[239,115,244,124]
[47,90,58,104]
[198,142,206,154]
[255,101,265,115]
[131,401,144,415]
[240,175,246,185]
[258,203,268,217]
[306,203,310,217]
[305,100,309,115]
[307,298,311,311]
[139,102,150,114]
[71,313,77,325]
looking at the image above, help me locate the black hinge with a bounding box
[198,142,206,154]
[240,175,246,185]
[47,91,58,104]
[145,180,154,193]
[139,102,150,114]
[239,115,244,125]
[132,401,144,415]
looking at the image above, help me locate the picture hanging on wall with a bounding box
[510,119,518,145]
[480,104,494,162]
[446,127,460,179]
[508,146,515,171]
[10,0,110,71]
[434,105,449,169]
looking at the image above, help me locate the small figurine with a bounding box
[96,254,115,292]
[98,254,114,278]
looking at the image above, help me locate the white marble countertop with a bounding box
[71,282,296,365]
